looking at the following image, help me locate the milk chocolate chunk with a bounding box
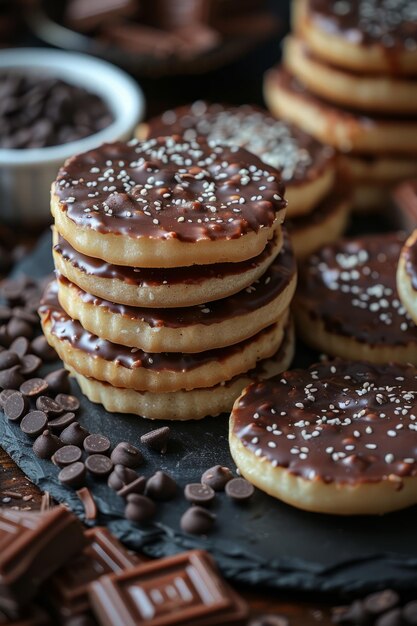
[0,506,86,615]
[110,441,143,467]
[89,550,248,626]
[180,506,216,535]
[140,426,170,453]
[33,429,62,459]
[124,493,156,523]
[201,465,234,491]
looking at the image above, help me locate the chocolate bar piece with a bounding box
[393,179,417,232]
[89,549,248,626]
[48,527,143,621]
[0,506,86,616]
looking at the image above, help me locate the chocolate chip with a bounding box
[364,590,400,615]
[0,325,11,348]
[117,476,147,498]
[83,433,111,455]
[376,609,403,626]
[44,369,71,395]
[403,600,417,624]
[48,411,76,433]
[60,422,89,446]
[20,377,48,398]
[124,494,156,523]
[184,483,215,505]
[225,477,254,501]
[332,601,368,625]
[107,464,138,491]
[30,335,57,361]
[20,410,48,437]
[249,616,289,626]
[0,305,12,322]
[0,388,17,408]
[0,350,20,370]
[19,353,42,375]
[201,465,234,491]
[110,441,143,467]
[52,445,83,467]
[0,365,24,390]
[12,307,38,325]
[36,395,63,415]
[140,426,170,453]
[145,471,177,501]
[56,393,80,412]
[3,391,29,421]
[7,317,33,340]
[180,506,215,535]
[58,461,86,489]
[33,429,62,459]
[85,454,113,478]
[9,336,29,357]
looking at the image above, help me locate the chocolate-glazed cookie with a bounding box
[397,227,417,325]
[229,359,417,514]
[51,136,286,267]
[295,232,417,364]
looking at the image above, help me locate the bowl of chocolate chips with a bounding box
[0,48,145,224]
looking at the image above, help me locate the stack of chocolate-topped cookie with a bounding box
[137,102,348,258]
[40,135,297,420]
[264,0,417,212]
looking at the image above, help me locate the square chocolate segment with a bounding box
[89,549,248,626]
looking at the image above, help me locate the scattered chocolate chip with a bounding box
[20,377,48,398]
[364,590,400,615]
[76,487,97,521]
[48,411,76,433]
[248,616,289,626]
[20,410,48,437]
[184,483,215,505]
[9,336,29,357]
[0,350,20,370]
[30,335,57,361]
[58,461,86,488]
[44,369,71,395]
[225,477,254,501]
[53,444,83,467]
[0,305,12,322]
[180,506,215,535]
[0,365,24,390]
[145,471,177,501]
[124,493,156,523]
[117,476,147,499]
[107,464,138,490]
[12,307,38,325]
[19,353,42,375]
[3,391,29,421]
[376,609,402,626]
[7,317,33,340]
[332,601,368,625]
[33,429,62,459]
[83,433,111,455]
[56,393,80,411]
[110,441,143,467]
[0,325,10,347]
[60,422,89,447]
[85,454,113,478]
[36,395,63,415]
[403,600,417,624]
[0,388,17,408]
[201,465,234,491]
[140,426,170,453]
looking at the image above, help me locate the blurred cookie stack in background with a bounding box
[264,0,417,213]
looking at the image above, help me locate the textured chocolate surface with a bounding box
[54,136,286,242]
[232,360,417,484]
[297,233,417,346]
[145,102,333,184]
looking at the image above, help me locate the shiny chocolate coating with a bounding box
[232,360,417,484]
[145,102,333,184]
[56,230,295,329]
[297,233,417,346]
[307,0,417,49]
[54,136,286,242]
[39,281,278,373]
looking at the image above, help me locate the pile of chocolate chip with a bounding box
[0,73,113,149]
[332,589,417,626]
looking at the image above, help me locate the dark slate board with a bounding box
[1,229,417,598]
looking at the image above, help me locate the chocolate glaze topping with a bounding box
[144,102,333,184]
[54,232,279,287]
[54,136,286,242]
[308,0,417,49]
[297,232,417,346]
[56,231,295,329]
[232,360,417,484]
[39,281,278,372]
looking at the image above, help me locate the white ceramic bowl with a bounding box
[0,48,145,224]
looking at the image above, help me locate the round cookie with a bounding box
[230,359,417,515]
[40,281,289,393]
[55,231,296,353]
[294,233,417,363]
[339,154,417,186]
[287,189,350,259]
[284,36,417,113]
[293,0,417,76]
[137,102,336,217]
[51,136,286,268]
[264,68,417,155]
[351,184,392,213]
[67,321,295,421]
[52,228,284,308]
[397,228,417,324]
